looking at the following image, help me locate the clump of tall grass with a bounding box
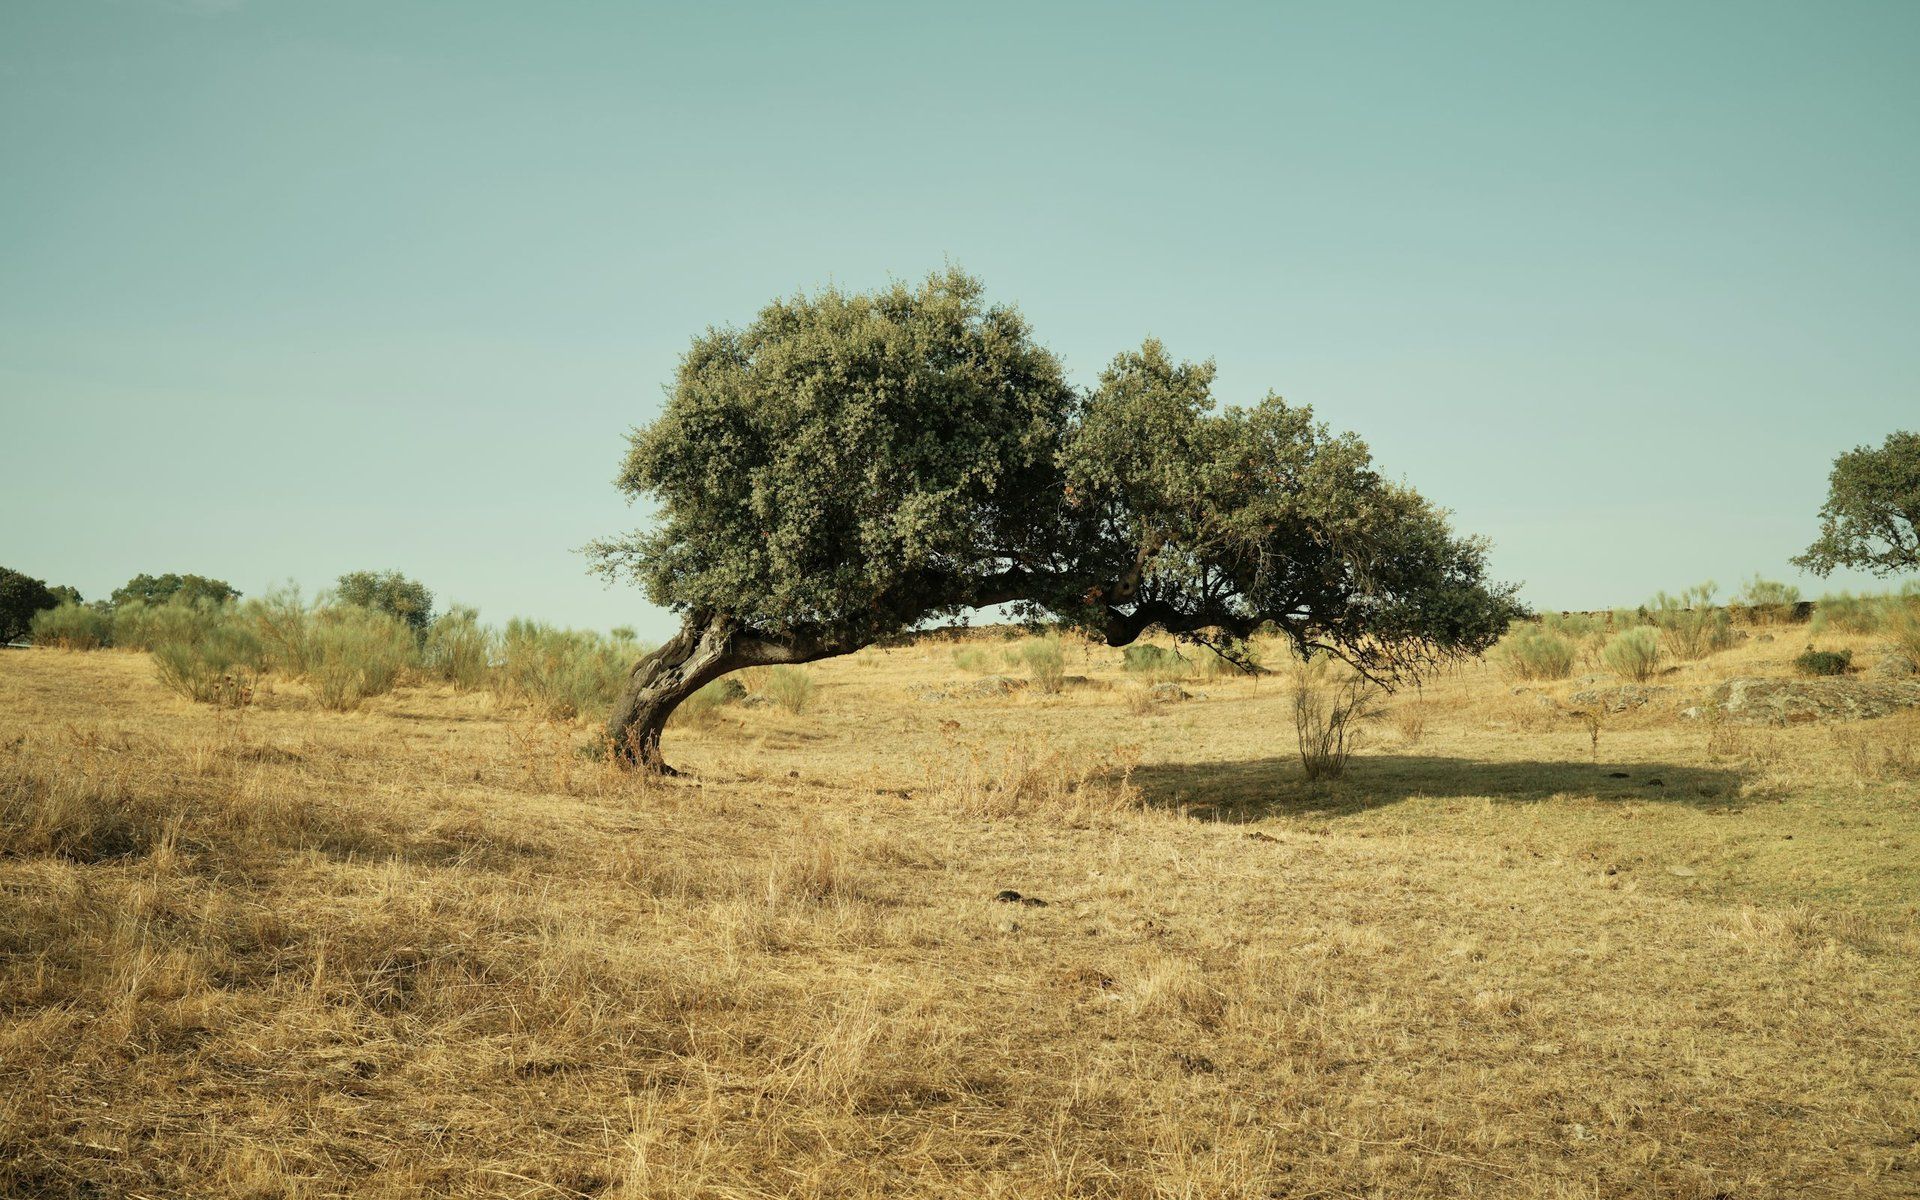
[1812,591,1890,635]
[952,647,996,673]
[424,605,492,690]
[765,666,815,714]
[1602,627,1662,682]
[1491,624,1576,681]
[240,584,316,677]
[1734,576,1802,624]
[1019,636,1065,694]
[1648,584,1736,661]
[306,606,418,711]
[1123,643,1191,682]
[28,603,112,650]
[151,606,266,706]
[1291,655,1379,782]
[491,619,631,721]
[1885,602,1920,671]
[673,677,745,729]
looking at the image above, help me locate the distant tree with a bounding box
[1793,431,1920,578]
[49,584,84,607]
[110,573,240,608]
[335,570,434,635]
[1,567,59,643]
[591,271,1521,773]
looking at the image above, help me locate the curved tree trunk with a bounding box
[606,609,869,775]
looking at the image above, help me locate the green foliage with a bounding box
[492,619,629,721]
[0,567,59,643]
[1793,430,1920,577]
[335,570,434,636]
[592,269,1078,644]
[151,609,264,706]
[1811,591,1888,635]
[1733,576,1801,624]
[1491,625,1576,681]
[424,606,492,690]
[240,585,317,677]
[764,667,815,714]
[1019,635,1065,694]
[306,607,418,712]
[952,647,997,673]
[110,573,240,609]
[1122,643,1189,680]
[28,603,112,650]
[1793,647,1853,677]
[1539,612,1602,641]
[1602,627,1662,682]
[113,600,226,653]
[1647,584,1735,661]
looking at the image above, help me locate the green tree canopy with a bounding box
[1792,431,1920,577]
[335,570,435,635]
[110,573,240,609]
[1,567,60,643]
[593,270,1521,772]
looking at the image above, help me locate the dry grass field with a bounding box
[4,628,1919,1199]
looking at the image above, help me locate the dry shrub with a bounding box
[28,603,112,650]
[765,818,853,904]
[307,606,417,711]
[1386,694,1429,746]
[1491,625,1576,681]
[927,731,1142,819]
[1602,627,1661,682]
[1290,656,1379,781]
[765,666,815,714]
[1019,636,1065,694]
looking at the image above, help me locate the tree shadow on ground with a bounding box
[1134,753,1749,821]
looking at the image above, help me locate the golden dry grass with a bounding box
[3,628,1918,1198]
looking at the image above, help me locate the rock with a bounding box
[1148,683,1191,703]
[1667,865,1699,878]
[995,918,1021,935]
[1870,653,1917,679]
[918,675,1031,702]
[1680,706,1704,720]
[1706,676,1920,726]
[1569,685,1670,713]
[994,889,1047,907]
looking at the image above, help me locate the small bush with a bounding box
[952,647,996,673]
[241,585,316,677]
[1648,584,1735,661]
[765,666,816,714]
[1491,625,1576,681]
[112,599,221,652]
[492,619,630,721]
[29,603,112,650]
[152,611,264,706]
[424,606,492,690]
[335,570,434,637]
[1291,655,1379,782]
[1885,602,1920,672]
[1122,643,1190,682]
[1734,576,1801,624]
[1794,648,1852,677]
[306,607,418,711]
[674,677,744,729]
[1812,592,1887,635]
[1602,627,1662,682]
[1019,636,1065,694]
[1196,637,1262,679]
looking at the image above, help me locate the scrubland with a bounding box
[3,620,1919,1198]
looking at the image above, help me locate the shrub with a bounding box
[1491,625,1576,681]
[1019,636,1065,694]
[1291,656,1378,782]
[674,677,744,729]
[1794,647,1852,677]
[1196,637,1262,679]
[952,647,996,673]
[28,603,112,650]
[306,607,418,711]
[240,584,316,677]
[335,570,434,637]
[765,666,816,714]
[1648,584,1735,661]
[110,572,239,608]
[1122,643,1190,681]
[491,620,629,720]
[424,606,492,690]
[0,567,59,643]
[1885,602,1920,672]
[113,599,224,653]
[1734,576,1801,624]
[1812,591,1887,635]
[1602,627,1662,682]
[152,610,265,706]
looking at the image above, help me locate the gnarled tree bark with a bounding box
[606,608,867,774]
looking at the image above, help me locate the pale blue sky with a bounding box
[4,1,1915,639]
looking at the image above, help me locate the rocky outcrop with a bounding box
[1702,676,1920,726]
[1568,685,1671,713]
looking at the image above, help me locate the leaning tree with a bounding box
[592,271,1521,773]
[1792,431,1920,578]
